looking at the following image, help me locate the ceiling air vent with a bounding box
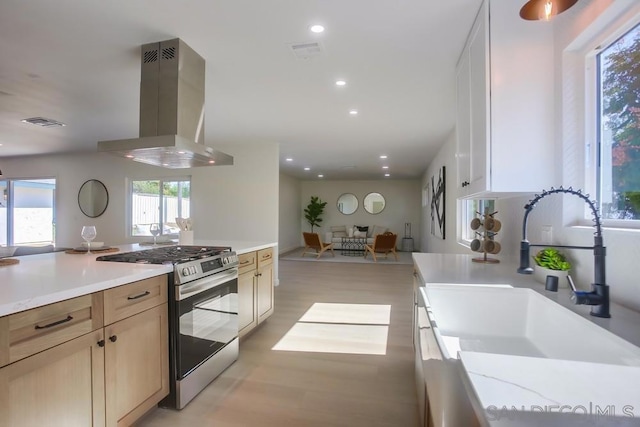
[21,117,66,127]
[288,42,323,60]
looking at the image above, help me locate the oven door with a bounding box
[176,267,238,379]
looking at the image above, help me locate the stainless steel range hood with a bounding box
[98,38,233,168]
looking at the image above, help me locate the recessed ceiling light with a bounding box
[162,163,169,167]
[384,173,390,177]
[335,80,346,86]
[382,166,389,169]
[125,155,134,159]
[380,155,387,159]
[310,24,325,33]
[208,160,215,164]
[285,158,293,162]
[177,151,186,154]
[318,174,324,178]
[349,110,358,115]
[304,167,310,171]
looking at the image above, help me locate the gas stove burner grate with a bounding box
[96,245,231,264]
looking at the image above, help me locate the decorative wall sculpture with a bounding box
[430,166,446,239]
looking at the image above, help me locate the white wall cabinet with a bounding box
[0,275,169,427]
[238,247,274,338]
[456,0,555,198]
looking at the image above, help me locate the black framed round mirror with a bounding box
[78,179,109,218]
[364,192,386,214]
[337,193,358,215]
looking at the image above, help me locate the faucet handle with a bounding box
[566,275,577,292]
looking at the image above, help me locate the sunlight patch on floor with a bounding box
[272,303,391,355]
[299,302,391,325]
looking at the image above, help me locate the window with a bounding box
[459,199,495,244]
[596,22,640,221]
[130,178,190,237]
[0,178,56,246]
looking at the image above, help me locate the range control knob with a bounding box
[222,257,228,265]
[182,267,190,276]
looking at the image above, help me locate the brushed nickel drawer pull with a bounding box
[240,260,251,265]
[34,315,73,330]
[127,290,151,300]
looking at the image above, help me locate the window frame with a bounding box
[0,177,57,246]
[458,198,496,247]
[583,12,640,229]
[127,176,191,238]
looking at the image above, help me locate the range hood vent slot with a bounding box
[98,38,233,169]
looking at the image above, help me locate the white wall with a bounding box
[423,0,640,312]
[300,179,422,248]
[278,173,301,254]
[1,141,279,253]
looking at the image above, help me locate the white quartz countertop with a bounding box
[413,253,640,427]
[460,352,640,426]
[0,240,277,317]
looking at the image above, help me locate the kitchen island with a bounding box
[0,240,276,317]
[0,240,276,427]
[413,253,640,427]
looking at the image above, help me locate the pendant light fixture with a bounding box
[520,0,578,21]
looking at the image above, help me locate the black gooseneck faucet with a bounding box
[517,187,610,318]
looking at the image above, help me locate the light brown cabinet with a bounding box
[0,329,106,427]
[238,247,274,338]
[0,275,169,427]
[103,275,168,426]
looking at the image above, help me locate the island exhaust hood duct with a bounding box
[98,38,233,168]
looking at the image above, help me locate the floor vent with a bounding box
[21,117,66,127]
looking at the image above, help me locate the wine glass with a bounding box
[81,226,97,254]
[150,223,160,245]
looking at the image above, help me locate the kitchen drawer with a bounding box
[0,293,104,367]
[257,247,274,268]
[103,275,167,325]
[238,251,257,275]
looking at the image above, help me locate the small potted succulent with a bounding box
[533,248,572,287]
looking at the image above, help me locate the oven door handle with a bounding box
[177,268,238,300]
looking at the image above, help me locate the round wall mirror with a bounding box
[78,179,109,218]
[364,192,386,214]
[337,193,358,215]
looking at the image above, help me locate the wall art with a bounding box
[430,166,446,239]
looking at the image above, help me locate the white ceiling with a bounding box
[0,0,482,180]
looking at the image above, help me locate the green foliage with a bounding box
[304,196,327,232]
[602,27,640,218]
[133,180,190,198]
[534,248,571,271]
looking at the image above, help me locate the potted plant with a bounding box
[304,196,327,233]
[532,248,572,287]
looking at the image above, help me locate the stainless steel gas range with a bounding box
[97,245,239,409]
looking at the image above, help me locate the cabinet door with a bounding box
[468,0,489,196]
[238,271,257,337]
[0,330,106,427]
[257,263,274,323]
[104,304,168,427]
[456,43,471,196]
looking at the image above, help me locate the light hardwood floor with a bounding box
[138,259,419,427]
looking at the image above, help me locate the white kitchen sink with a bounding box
[422,285,640,365]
